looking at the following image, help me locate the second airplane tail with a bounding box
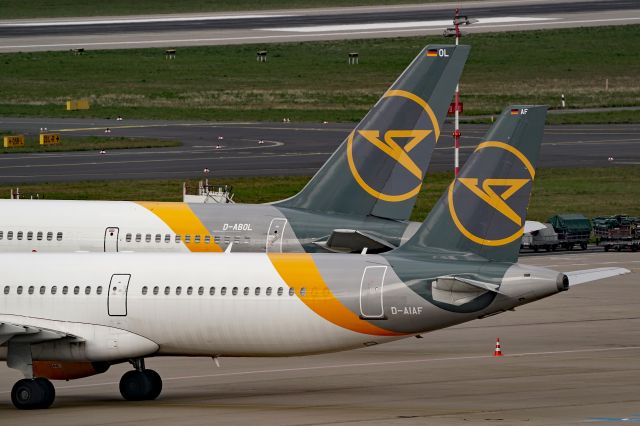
[275,44,470,221]
[396,105,548,263]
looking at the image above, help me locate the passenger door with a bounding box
[359,266,387,319]
[266,218,287,253]
[108,274,130,316]
[104,227,119,252]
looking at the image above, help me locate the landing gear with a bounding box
[119,359,162,401]
[11,378,55,410]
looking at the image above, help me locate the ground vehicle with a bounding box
[548,214,591,250]
[521,223,559,252]
[593,215,640,252]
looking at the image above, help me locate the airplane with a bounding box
[0,105,629,409]
[0,44,470,255]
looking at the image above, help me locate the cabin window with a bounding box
[17,286,23,295]
[176,286,182,296]
[243,287,250,296]
[7,231,13,240]
[221,287,227,296]
[51,286,57,295]
[39,286,45,295]
[3,286,9,295]
[224,236,230,244]
[266,287,272,296]
[126,233,132,242]
[164,286,170,296]
[198,286,204,296]
[209,286,216,296]
[277,287,283,296]
[37,232,43,241]
[73,286,80,295]
[204,235,211,244]
[300,288,307,297]
[28,286,34,295]
[27,232,33,241]
[145,234,151,243]
[255,287,261,296]
[155,234,161,243]
[288,288,295,297]
[142,286,148,295]
[136,233,142,242]
[234,236,240,244]
[153,286,159,296]
[0,231,3,240]
[46,232,52,241]
[165,234,171,243]
[244,236,250,244]
[232,287,238,296]
[96,286,102,295]
[17,231,23,241]
[185,235,191,243]
[57,232,63,241]
[214,236,220,243]
[85,286,91,295]
[62,286,68,295]
[175,235,181,243]
[195,235,201,244]
[187,286,193,295]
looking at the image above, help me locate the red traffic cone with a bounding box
[493,338,503,357]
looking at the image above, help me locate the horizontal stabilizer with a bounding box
[566,267,630,286]
[524,221,546,234]
[316,229,396,253]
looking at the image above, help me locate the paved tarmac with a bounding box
[0,250,637,424]
[1,0,638,52]
[0,117,638,183]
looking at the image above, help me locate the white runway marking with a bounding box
[261,16,555,33]
[2,345,639,394]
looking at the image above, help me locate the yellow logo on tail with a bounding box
[357,130,432,179]
[457,178,530,226]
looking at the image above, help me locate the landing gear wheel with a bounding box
[580,242,587,250]
[34,378,55,409]
[120,370,152,401]
[11,378,52,410]
[143,369,162,400]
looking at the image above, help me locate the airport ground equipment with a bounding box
[521,223,559,252]
[592,215,640,252]
[548,214,592,250]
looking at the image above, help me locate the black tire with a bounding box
[580,242,587,250]
[34,378,55,409]
[143,369,163,400]
[552,245,558,251]
[604,245,610,252]
[120,370,153,401]
[631,245,638,252]
[533,246,539,252]
[545,245,551,252]
[11,379,45,410]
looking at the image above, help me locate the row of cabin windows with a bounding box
[141,286,306,297]
[4,285,102,296]
[0,231,63,242]
[3,285,309,298]
[124,233,250,245]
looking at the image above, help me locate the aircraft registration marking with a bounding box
[390,306,423,315]
[222,223,253,231]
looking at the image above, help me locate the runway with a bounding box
[0,117,638,183]
[1,0,638,52]
[0,250,637,424]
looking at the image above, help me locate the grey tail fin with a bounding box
[395,105,548,263]
[274,45,470,221]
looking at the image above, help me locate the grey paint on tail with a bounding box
[395,105,548,263]
[275,45,470,221]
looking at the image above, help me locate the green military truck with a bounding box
[548,214,592,250]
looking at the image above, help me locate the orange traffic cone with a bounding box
[493,338,503,357]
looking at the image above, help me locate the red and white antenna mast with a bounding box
[444,9,476,176]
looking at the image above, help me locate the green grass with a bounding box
[0,134,180,154]
[0,26,638,124]
[3,166,639,222]
[0,0,462,19]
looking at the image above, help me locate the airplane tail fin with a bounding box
[275,44,470,221]
[396,105,548,263]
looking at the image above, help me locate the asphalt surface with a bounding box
[0,117,638,183]
[0,250,637,424]
[1,0,639,52]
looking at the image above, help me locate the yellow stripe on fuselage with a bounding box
[269,253,403,336]
[136,202,223,252]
